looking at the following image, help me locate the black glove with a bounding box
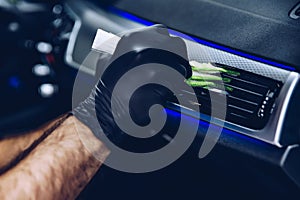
[74,25,191,149]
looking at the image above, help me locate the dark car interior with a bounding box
[1,0,300,199]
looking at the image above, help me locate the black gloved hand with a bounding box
[74,25,191,148]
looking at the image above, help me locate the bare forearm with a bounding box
[0,116,68,173]
[0,116,110,200]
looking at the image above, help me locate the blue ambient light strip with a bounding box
[108,6,295,71]
[164,108,266,145]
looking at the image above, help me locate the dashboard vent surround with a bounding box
[173,62,283,130]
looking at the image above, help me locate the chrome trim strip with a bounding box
[280,144,299,166]
[64,4,96,76]
[274,72,299,146]
[289,3,300,19]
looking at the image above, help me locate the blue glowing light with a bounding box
[109,7,295,71]
[9,76,21,89]
[164,108,266,145]
[164,107,205,125]
[109,7,155,26]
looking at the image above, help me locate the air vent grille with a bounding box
[176,62,282,130]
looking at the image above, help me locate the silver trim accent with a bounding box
[289,3,300,20]
[280,144,299,166]
[63,4,97,75]
[274,72,299,146]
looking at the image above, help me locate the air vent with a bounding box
[172,62,283,130]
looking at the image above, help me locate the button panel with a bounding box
[0,4,77,134]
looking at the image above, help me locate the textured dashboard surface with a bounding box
[185,39,291,82]
[113,0,300,68]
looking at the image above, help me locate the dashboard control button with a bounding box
[8,22,20,32]
[36,42,53,54]
[39,83,57,98]
[24,40,35,49]
[32,64,51,76]
[53,18,63,28]
[53,4,63,15]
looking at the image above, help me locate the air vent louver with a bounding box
[174,62,282,130]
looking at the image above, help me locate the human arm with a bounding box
[0,115,109,200]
